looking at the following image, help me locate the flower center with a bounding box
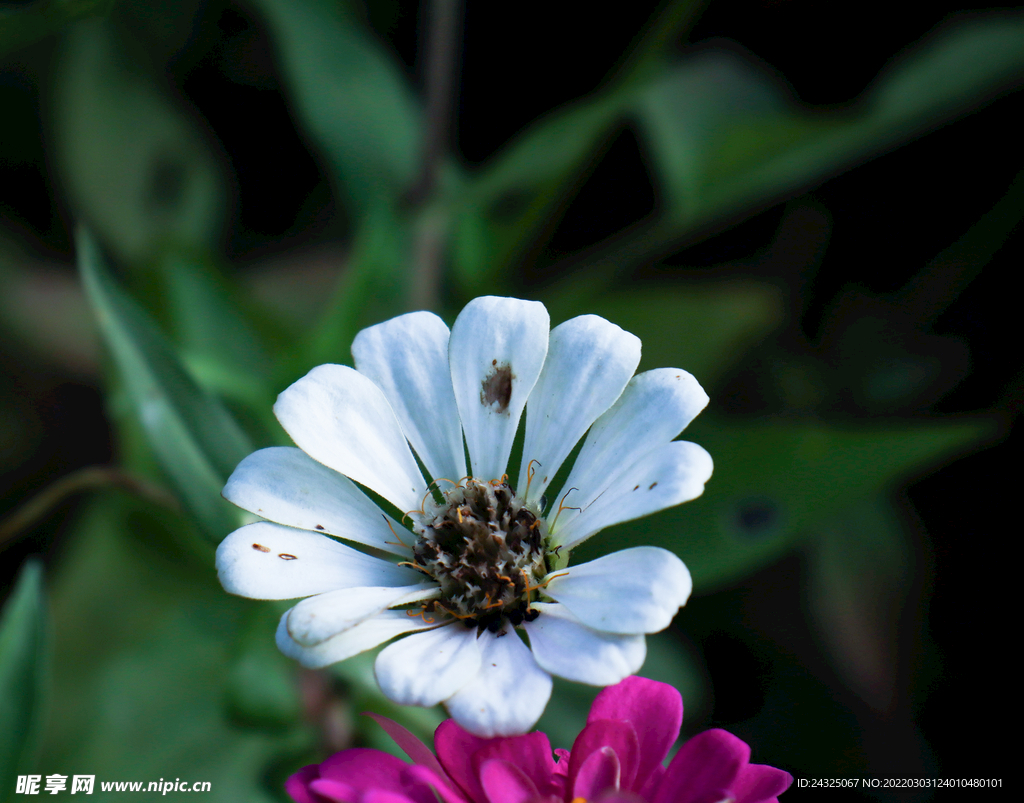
[411,477,547,629]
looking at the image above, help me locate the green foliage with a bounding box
[78,228,252,542]
[41,498,312,802]
[0,562,49,803]
[51,16,226,265]
[572,415,999,591]
[251,0,421,210]
[0,0,117,55]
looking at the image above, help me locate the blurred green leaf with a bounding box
[546,280,785,387]
[452,93,625,293]
[252,0,420,211]
[226,607,303,730]
[0,561,48,803]
[42,497,311,802]
[78,227,252,541]
[143,249,275,413]
[807,497,921,714]
[629,14,1024,248]
[572,416,999,592]
[0,0,116,54]
[297,202,411,373]
[51,17,226,265]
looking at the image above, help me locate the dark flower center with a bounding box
[412,478,547,630]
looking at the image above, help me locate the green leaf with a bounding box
[41,497,312,802]
[452,92,627,293]
[631,14,1024,238]
[51,16,226,265]
[297,202,411,373]
[570,416,1000,592]
[252,0,420,211]
[545,280,785,388]
[0,561,48,803]
[807,497,921,713]
[0,0,116,55]
[144,249,275,413]
[78,227,252,541]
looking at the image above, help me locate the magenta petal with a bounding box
[652,729,750,803]
[568,720,639,794]
[732,763,794,803]
[573,746,621,800]
[434,719,494,802]
[593,791,648,803]
[588,676,682,790]
[479,758,540,803]
[309,778,358,803]
[318,748,434,803]
[472,732,559,797]
[285,765,323,803]
[366,713,452,785]
[405,767,473,803]
[362,792,423,803]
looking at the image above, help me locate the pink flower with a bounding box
[286,677,792,803]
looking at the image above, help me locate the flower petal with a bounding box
[284,765,321,803]
[365,714,455,793]
[276,609,445,669]
[444,629,552,737]
[551,441,713,550]
[652,729,749,803]
[517,315,641,503]
[217,522,421,600]
[733,763,794,803]
[224,446,410,556]
[588,676,682,794]
[543,547,691,634]
[433,720,492,802]
[479,759,539,803]
[573,746,622,801]
[568,721,638,796]
[524,604,646,685]
[318,748,434,803]
[560,368,708,515]
[353,312,467,483]
[448,296,549,482]
[375,624,482,707]
[287,584,437,646]
[472,732,561,798]
[274,364,427,513]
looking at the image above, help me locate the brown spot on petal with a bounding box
[315,524,325,530]
[279,553,298,560]
[252,543,270,553]
[481,362,514,413]
[649,482,658,490]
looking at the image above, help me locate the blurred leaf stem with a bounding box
[0,467,179,550]
[408,0,463,312]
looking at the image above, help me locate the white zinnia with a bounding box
[216,296,712,737]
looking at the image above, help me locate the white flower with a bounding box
[216,296,712,737]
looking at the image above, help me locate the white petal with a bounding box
[276,609,445,669]
[517,315,641,504]
[542,547,691,634]
[375,624,482,707]
[352,312,467,483]
[287,583,438,647]
[224,447,410,556]
[560,368,709,515]
[551,440,713,550]
[444,629,552,737]
[274,364,427,513]
[448,297,549,482]
[216,521,422,600]
[524,604,646,685]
